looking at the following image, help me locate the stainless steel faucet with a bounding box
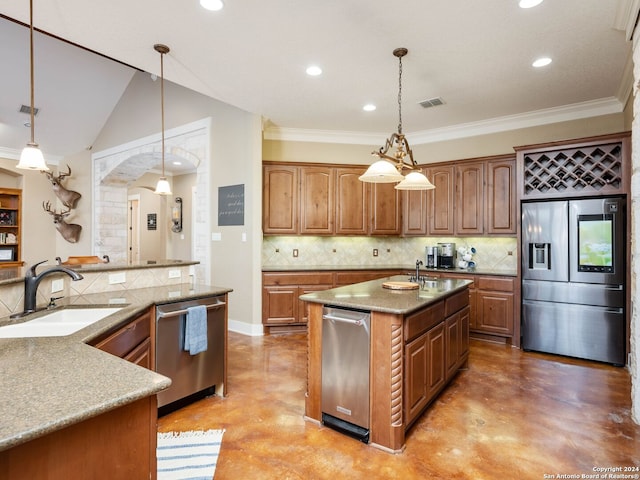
[22,260,84,314]
[415,259,423,282]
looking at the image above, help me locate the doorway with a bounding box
[128,195,140,263]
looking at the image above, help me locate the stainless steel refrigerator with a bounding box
[521,197,626,365]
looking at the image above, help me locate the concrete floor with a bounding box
[158,332,640,479]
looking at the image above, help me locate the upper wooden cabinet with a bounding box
[299,167,334,234]
[263,165,298,234]
[455,162,484,235]
[335,167,368,235]
[427,165,455,236]
[486,158,516,234]
[402,167,429,236]
[264,163,402,236]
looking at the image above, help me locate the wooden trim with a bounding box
[305,303,323,422]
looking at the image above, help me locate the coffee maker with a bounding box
[425,246,439,268]
[437,242,456,269]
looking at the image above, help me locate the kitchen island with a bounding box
[300,274,472,453]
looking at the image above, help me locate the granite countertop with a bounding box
[0,283,232,452]
[299,274,473,315]
[262,264,517,277]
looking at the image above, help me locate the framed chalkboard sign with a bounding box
[218,184,245,226]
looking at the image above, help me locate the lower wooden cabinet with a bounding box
[91,309,152,368]
[475,276,515,337]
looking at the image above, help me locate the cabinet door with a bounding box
[486,158,516,234]
[445,313,460,380]
[262,286,298,325]
[335,167,368,235]
[426,323,446,401]
[476,291,514,335]
[300,167,334,234]
[263,165,298,234]
[402,168,428,236]
[404,333,429,425]
[427,166,455,235]
[369,182,401,235]
[124,337,152,369]
[459,306,470,360]
[455,163,484,234]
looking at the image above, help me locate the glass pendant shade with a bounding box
[17,143,48,171]
[395,171,435,190]
[154,177,172,195]
[358,160,405,183]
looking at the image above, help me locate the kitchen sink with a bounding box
[0,307,122,338]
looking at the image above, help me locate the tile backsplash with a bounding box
[262,236,518,271]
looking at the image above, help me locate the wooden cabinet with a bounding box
[446,306,470,380]
[263,165,298,234]
[334,269,399,287]
[369,182,401,235]
[335,167,368,235]
[299,167,333,234]
[0,188,22,268]
[427,165,455,236]
[262,272,333,333]
[455,162,484,234]
[402,168,428,236]
[486,158,516,234]
[91,309,152,368]
[475,276,515,336]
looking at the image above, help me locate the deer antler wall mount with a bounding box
[43,164,82,209]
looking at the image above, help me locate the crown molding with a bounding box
[264,97,625,146]
[614,0,640,40]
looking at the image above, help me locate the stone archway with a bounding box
[92,118,211,283]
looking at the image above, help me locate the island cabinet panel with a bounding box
[0,396,158,480]
[335,167,368,235]
[426,323,446,400]
[299,166,334,234]
[404,333,429,423]
[263,165,299,234]
[455,162,484,234]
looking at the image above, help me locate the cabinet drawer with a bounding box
[445,290,470,317]
[263,272,334,286]
[477,276,514,292]
[94,312,150,358]
[404,301,444,342]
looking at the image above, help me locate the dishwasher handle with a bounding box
[322,313,367,326]
[156,300,226,320]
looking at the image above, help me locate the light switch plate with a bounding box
[168,269,181,279]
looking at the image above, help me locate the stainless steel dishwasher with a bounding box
[155,295,226,411]
[321,305,371,443]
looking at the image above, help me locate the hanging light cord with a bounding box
[28,0,36,145]
[160,49,166,177]
[397,52,403,135]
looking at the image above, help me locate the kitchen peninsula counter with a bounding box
[300,275,473,453]
[0,283,231,453]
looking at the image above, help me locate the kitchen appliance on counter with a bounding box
[425,245,440,268]
[155,295,226,412]
[521,197,626,365]
[321,306,370,443]
[437,242,456,269]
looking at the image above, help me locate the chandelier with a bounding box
[359,48,434,190]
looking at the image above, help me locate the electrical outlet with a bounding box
[373,249,378,257]
[507,251,513,256]
[293,249,299,257]
[51,279,64,293]
[168,269,181,279]
[108,272,126,284]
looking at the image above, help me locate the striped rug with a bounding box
[157,429,225,480]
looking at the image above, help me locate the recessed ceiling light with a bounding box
[519,0,543,8]
[363,104,376,112]
[306,65,322,76]
[200,0,224,11]
[532,57,552,67]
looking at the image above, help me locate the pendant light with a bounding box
[16,0,49,171]
[154,44,172,195]
[359,48,434,190]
